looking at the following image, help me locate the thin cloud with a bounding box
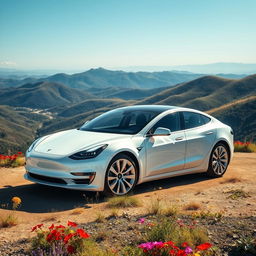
[0,61,17,67]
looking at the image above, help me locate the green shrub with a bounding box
[107,196,141,208]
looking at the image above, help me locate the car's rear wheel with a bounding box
[104,154,138,196]
[207,142,230,177]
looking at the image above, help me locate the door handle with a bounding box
[175,136,184,141]
[205,131,213,135]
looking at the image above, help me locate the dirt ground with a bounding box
[0,153,255,244]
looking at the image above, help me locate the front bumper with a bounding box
[24,172,101,191]
[24,151,108,191]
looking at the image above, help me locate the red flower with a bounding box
[31,224,43,232]
[164,241,175,247]
[76,228,90,238]
[181,242,189,247]
[197,242,212,251]
[55,225,66,229]
[67,245,76,254]
[64,233,75,244]
[18,152,23,155]
[176,250,186,256]
[46,233,53,242]
[49,224,55,230]
[67,221,77,227]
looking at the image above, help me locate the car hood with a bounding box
[34,129,132,156]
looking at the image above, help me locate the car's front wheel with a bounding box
[207,142,230,177]
[104,154,138,196]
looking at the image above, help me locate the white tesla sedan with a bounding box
[25,105,234,195]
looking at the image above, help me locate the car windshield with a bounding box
[80,108,162,134]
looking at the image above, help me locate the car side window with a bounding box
[183,112,210,129]
[150,112,181,133]
[201,114,211,124]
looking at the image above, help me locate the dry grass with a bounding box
[107,196,141,208]
[0,214,18,228]
[220,176,242,184]
[146,199,179,217]
[225,189,250,200]
[183,202,202,211]
[161,204,180,217]
[192,210,223,221]
[144,217,209,248]
[146,198,163,215]
[94,212,105,223]
[42,216,57,222]
[71,208,84,215]
[108,208,119,218]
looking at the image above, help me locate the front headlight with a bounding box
[69,144,108,160]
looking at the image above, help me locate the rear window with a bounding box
[183,112,211,129]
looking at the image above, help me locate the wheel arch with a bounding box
[111,151,141,184]
[213,139,231,164]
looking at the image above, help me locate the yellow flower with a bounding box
[69,230,75,234]
[12,197,21,205]
[12,197,22,209]
[194,253,201,256]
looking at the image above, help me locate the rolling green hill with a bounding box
[38,74,256,142]
[0,105,48,153]
[139,75,256,111]
[0,82,93,109]
[208,96,256,142]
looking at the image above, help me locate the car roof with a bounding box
[119,105,179,112]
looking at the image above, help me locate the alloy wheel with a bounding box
[211,145,228,175]
[107,158,136,195]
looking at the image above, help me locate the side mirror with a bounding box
[148,127,171,137]
[78,120,90,130]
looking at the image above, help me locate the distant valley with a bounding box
[0,68,255,153]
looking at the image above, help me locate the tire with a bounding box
[104,154,138,196]
[207,142,230,177]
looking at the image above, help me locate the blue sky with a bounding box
[0,0,256,70]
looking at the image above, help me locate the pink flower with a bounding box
[138,241,163,250]
[138,218,145,224]
[184,246,193,254]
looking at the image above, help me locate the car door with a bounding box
[182,111,216,169]
[144,112,186,177]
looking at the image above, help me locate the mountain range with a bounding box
[0,68,248,90]
[0,81,93,108]
[0,70,255,153]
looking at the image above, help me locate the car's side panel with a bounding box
[144,130,186,177]
[184,124,216,169]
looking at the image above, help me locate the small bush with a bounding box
[30,221,91,255]
[192,210,223,221]
[0,152,25,167]
[77,239,116,256]
[225,189,250,200]
[161,204,180,217]
[144,218,209,248]
[107,196,140,208]
[183,202,201,211]
[71,208,84,215]
[0,214,18,228]
[234,141,256,152]
[146,198,163,215]
[108,208,119,218]
[94,212,105,223]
